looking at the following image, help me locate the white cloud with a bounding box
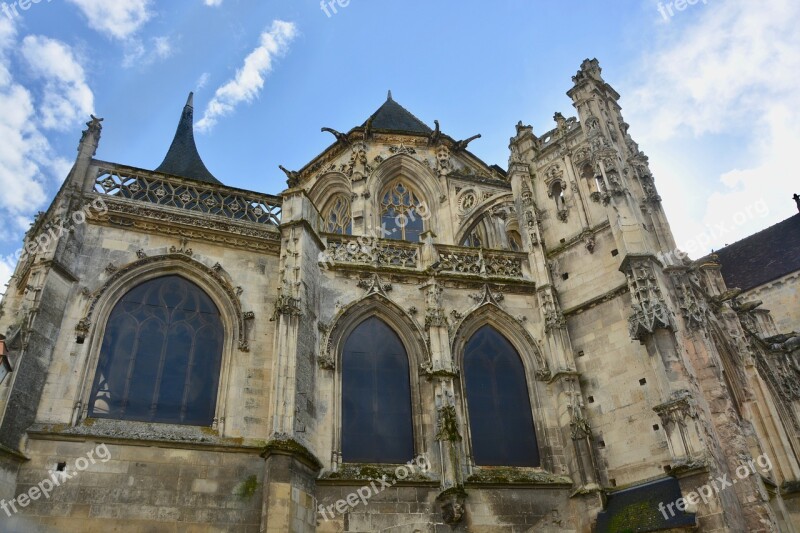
[204,0,223,6]
[66,0,152,41]
[20,35,94,131]
[197,20,297,132]
[195,72,210,92]
[123,35,174,68]
[0,18,95,291]
[625,0,800,253]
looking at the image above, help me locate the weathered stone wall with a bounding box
[743,271,800,333]
[316,483,576,532]
[7,438,264,532]
[26,219,280,441]
[566,298,672,486]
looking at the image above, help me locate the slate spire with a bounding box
[156,92,221,184]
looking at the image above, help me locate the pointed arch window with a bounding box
[379,181,425,242]
[342,317,414,463]
[463,325,539,466]
[88,276,224,426]
[323,194,352,235]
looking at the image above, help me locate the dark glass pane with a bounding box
[404,212,424,243]
[342,317,414,463]
[89,275,223,426]
[464,325,540,466]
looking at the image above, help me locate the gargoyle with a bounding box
[429,120,442,145]
[453,134,481,151]
[278,165,301,187]
[321,127,350,146]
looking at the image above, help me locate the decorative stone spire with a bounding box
[155,92,221,184]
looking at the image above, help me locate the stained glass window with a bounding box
[88,276,224,426]
[379,181,425,242]
[324,194,352,235]
[342,317,414,463]
[463,325,540,466]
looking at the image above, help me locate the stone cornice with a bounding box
[89,196,282,254]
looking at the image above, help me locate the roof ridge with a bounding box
[716,213,799,250]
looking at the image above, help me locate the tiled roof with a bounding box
[714,213,800,291]
[595,477,696,533]
[155,93,221,185]
[361,92,432,134]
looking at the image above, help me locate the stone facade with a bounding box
[741,272,800,335]
[0,59,798,532]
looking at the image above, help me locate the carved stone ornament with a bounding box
[469,284,504,306]
[436,145,453,177]
[625,261,673,341]
[437,489,467,525]
[357,273,393,297]
[671,273,707,329]
[346,142,371,179]
[435,405,462,442]
[654,390,698,427]
[540,288,566,333]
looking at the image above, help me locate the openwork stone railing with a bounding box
[325,235,419,269]
[323,237,526,278]
[93,161,282,226]
[437,245,524,278]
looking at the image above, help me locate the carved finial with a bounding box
[321,127,350,145]
[794,193,800,213]
[186,92,194,108]
[387,90,393,101]
[78,115,104,156]
[453,134,481,152]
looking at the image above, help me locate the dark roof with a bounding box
[361,92,432,134]
[155,93,221,185]
[714,213,800,291]
[595,477,696,533]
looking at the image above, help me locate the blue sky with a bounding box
[1,0,798,290]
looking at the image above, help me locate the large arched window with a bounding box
[323,194,352,235]
[342,317,414,463]
[463,325,539,466]
[88,275,224,426]
[379,181,425,242]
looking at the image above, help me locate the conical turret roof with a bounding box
[156,93,221,185]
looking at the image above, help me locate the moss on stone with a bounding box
[235,475,260,499]
[322,463,431,483]
[262,437,322,470]
[436,486,467,500]
[466,467,572,485]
